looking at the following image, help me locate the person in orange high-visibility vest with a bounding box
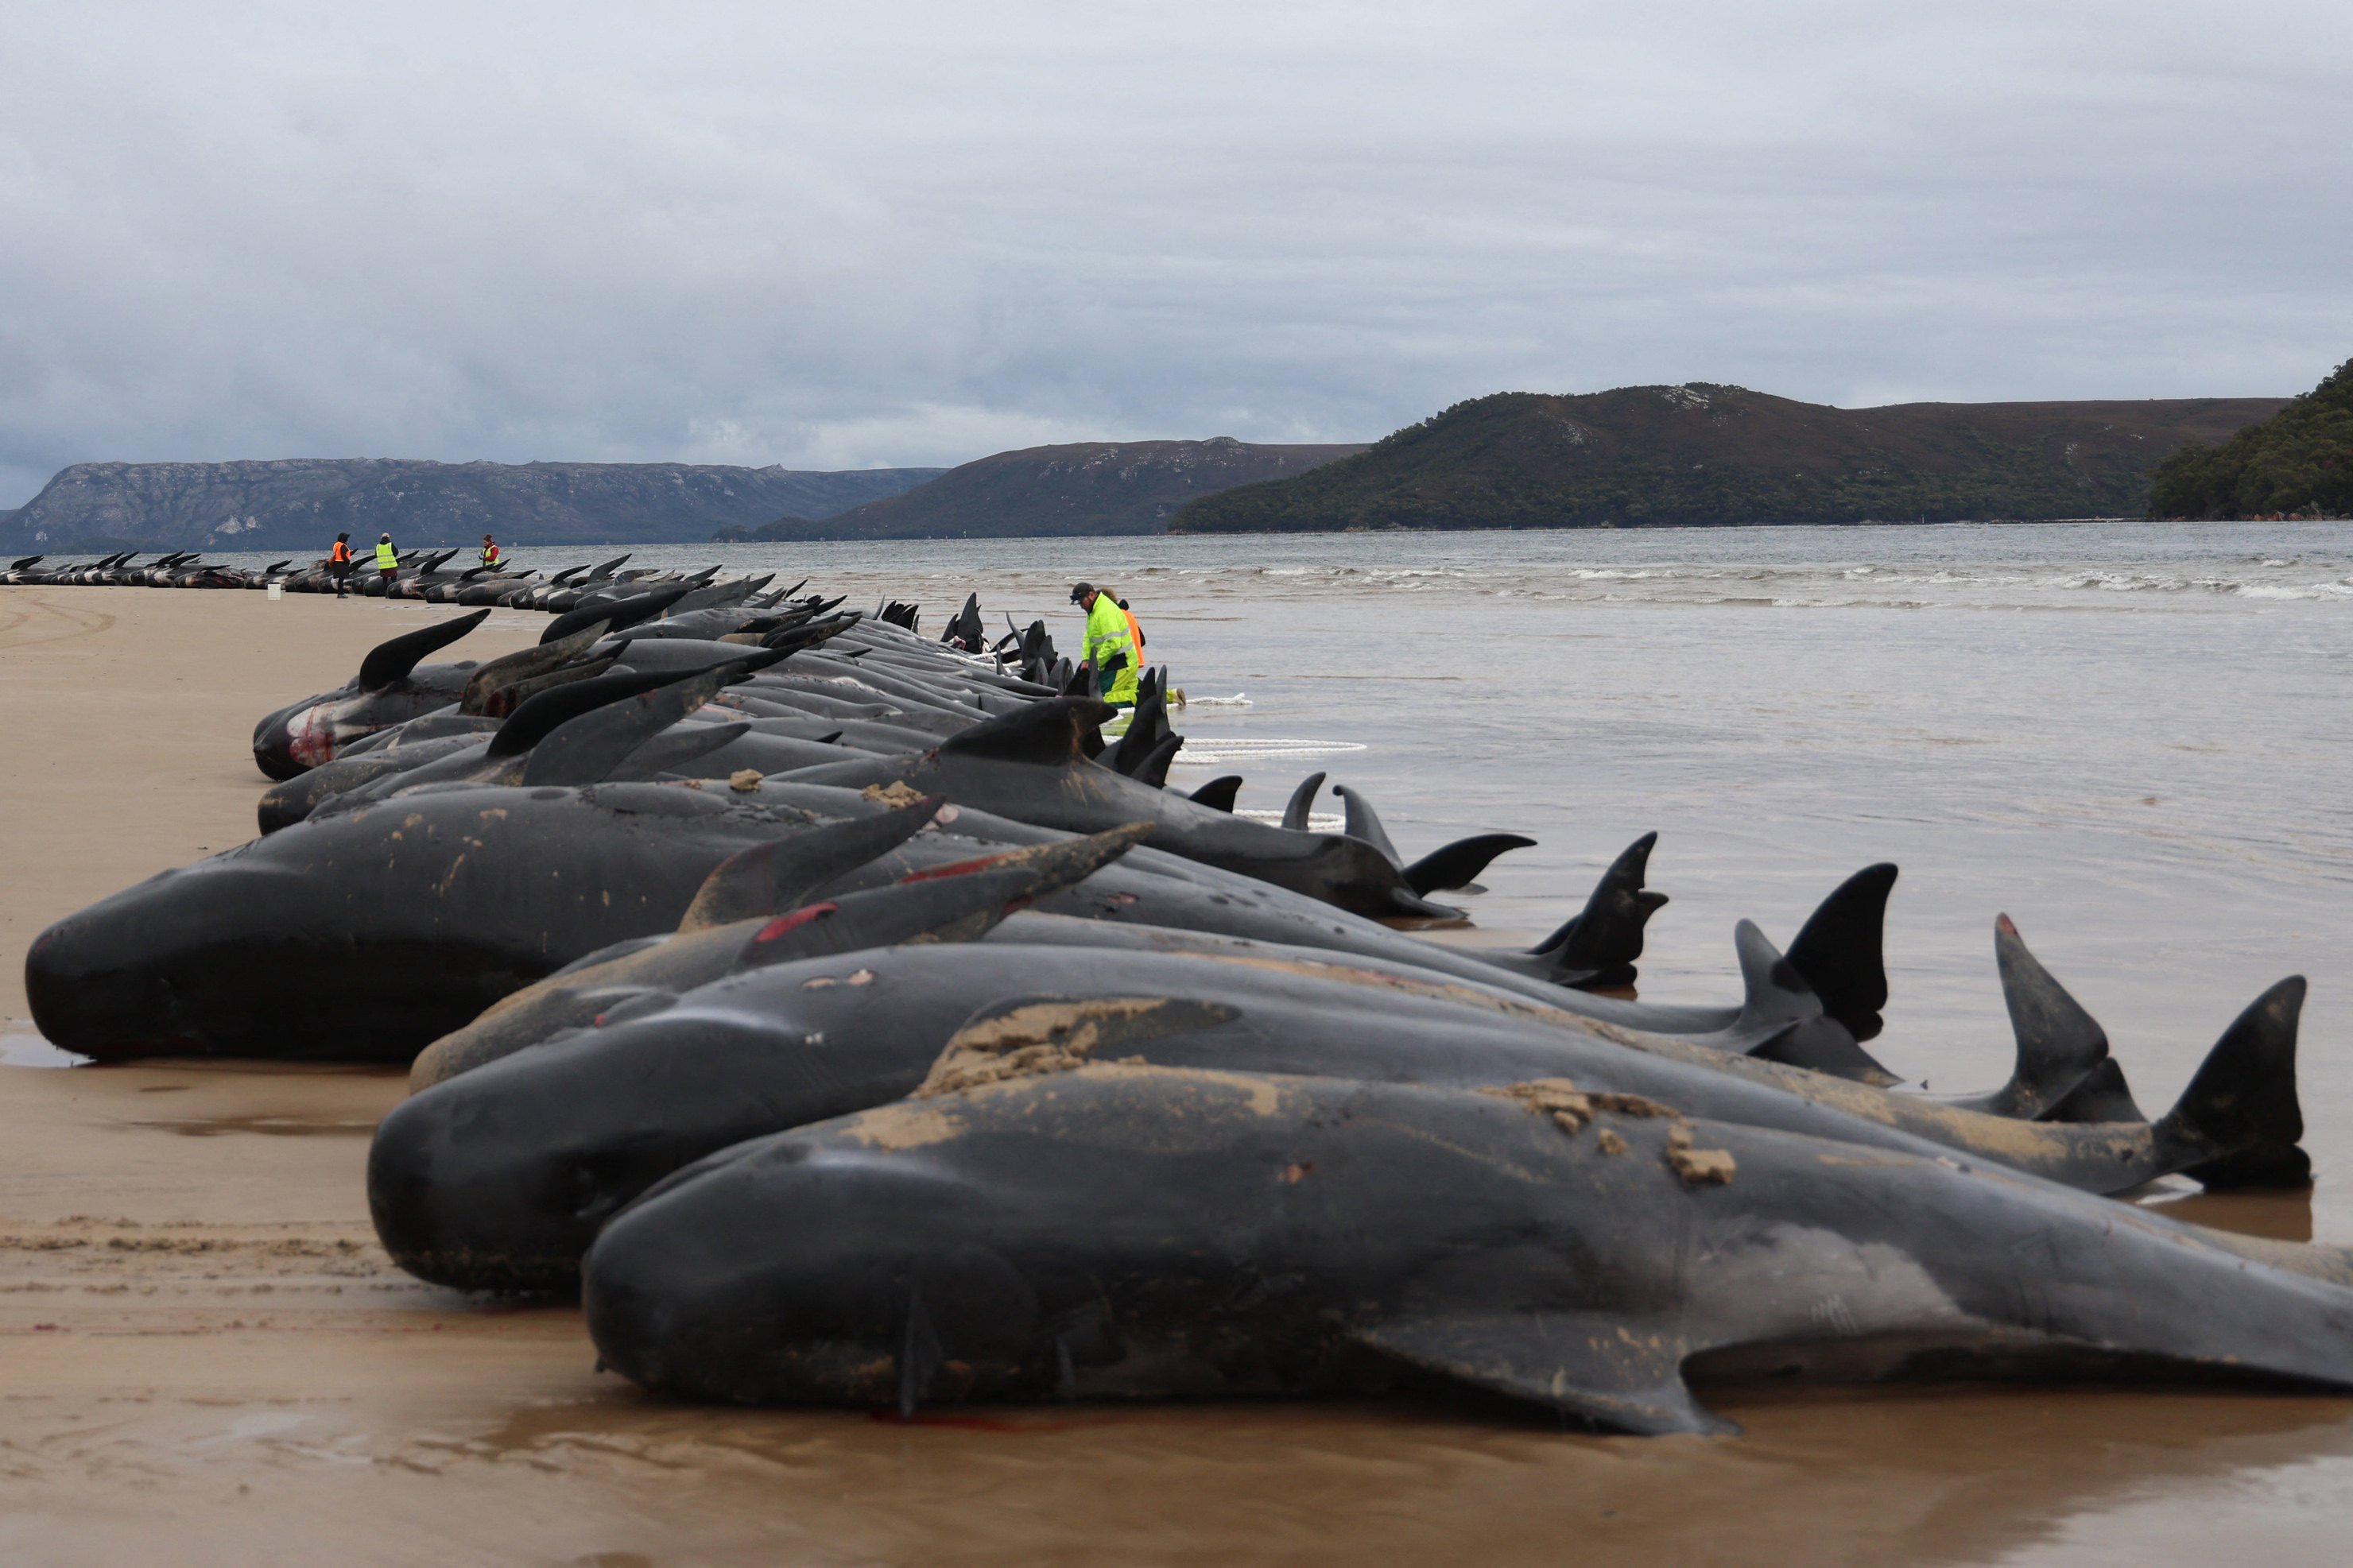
[328,532,354,598]
[1117,594,1145,664]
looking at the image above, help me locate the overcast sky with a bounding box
[2,1,2346,504]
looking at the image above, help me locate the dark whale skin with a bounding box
[581,1066,2353,1433]
[365,942,2251,1293]
[25,784,815,1063]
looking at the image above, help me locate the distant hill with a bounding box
[1170,386,2287,532]
[2148,359,2351,520]
[0,459,946,552]
[739,438,1370,540]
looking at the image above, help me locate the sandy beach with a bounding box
[6,581,2353,1566]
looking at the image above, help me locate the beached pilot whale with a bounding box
[366,935,2302,1291]
[250,609,499,779]
[581,1064,2353,1431]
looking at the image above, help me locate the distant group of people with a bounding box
[1070,581,1145,707]
[325,531,502,598]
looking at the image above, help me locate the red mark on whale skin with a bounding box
[897,854,1012,883]
[754,903,838,943]
[287,705,340,768]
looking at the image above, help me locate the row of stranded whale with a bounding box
[14,557,2346,1437]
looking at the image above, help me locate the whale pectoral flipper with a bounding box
[1351,1313,1735,1437]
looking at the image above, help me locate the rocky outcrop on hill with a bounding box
[742,438,1370,540]
[1,459,946,552]
[1170,387,2288,532]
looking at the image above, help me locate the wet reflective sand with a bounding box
[5,526,2351,1564]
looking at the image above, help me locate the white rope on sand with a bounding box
[1167,738,1367,766]
[1235,809,1345,833]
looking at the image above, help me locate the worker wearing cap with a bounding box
[1070,581,1138,707]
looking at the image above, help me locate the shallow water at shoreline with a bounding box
[14,520,2353,1562]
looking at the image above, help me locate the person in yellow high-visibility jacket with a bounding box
[1070,581,1138,707]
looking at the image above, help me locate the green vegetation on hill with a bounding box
[1171,385,2285,532]
[2147,359,2352,520]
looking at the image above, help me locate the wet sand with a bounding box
[6,585,2353,1566]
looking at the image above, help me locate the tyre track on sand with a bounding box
[0,594,117,652]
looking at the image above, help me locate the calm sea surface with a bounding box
[207,520,2353,1562]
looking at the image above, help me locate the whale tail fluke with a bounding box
[1785,863,1898,1043]
[1531,833,1666,990]
[1188,775,1243,813]
[1401,833,1537,896]
[2153,977,2309,1189]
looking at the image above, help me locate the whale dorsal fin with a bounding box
[1351,1312,1735,1436]
[938,698,1116,767]
[1188,775,1242,813]
[1331,784,1401,864]
[679,798,944,932]
[1403,833,1537,897]
[1785,863,1898,1042]
[1986,914,2111,1118]
[734,824,1154,973]
[1281,772,1326,831]
[519,664,742,787]
[356,607,491,691]
[1538,833,1667,988]
[605,721,750,781]
[1731,920,1901,1086]
[2038,1057,2148,1125]
[459,619,611,714]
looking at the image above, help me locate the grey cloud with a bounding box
[2,0,2346,505]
